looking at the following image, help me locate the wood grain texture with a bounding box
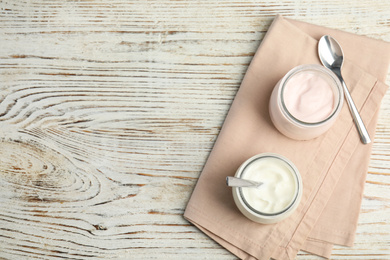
[0,0,389,259]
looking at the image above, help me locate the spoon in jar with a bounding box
[318,35,371,144]
[226,176,263,188]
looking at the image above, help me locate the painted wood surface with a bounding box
[0,1,389,259]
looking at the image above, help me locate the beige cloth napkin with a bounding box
[184,15,390,260]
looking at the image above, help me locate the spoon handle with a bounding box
[226,176,263,188]
[339,77,371,144]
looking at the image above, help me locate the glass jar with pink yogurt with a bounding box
[269,64,343,140]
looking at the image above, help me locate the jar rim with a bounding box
[279,64,343,126]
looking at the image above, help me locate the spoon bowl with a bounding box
[318,35,371,144]
[318,36,344,70]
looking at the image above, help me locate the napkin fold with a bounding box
[184,15,390,260]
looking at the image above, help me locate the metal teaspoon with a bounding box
[226,176,263,188]
[318,35,371,144]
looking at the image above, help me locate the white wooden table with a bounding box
[0,1,389,259]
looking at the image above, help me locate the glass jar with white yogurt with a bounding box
[269,64,343,140]
[232,153,302,224]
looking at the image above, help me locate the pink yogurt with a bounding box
[269,64,343,140]
[283,71,335,123]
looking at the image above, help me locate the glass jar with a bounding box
[232,153,302,224]
[269,64,343,140]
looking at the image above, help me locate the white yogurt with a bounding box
[232,153,302,224]
[241,156,297,214]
